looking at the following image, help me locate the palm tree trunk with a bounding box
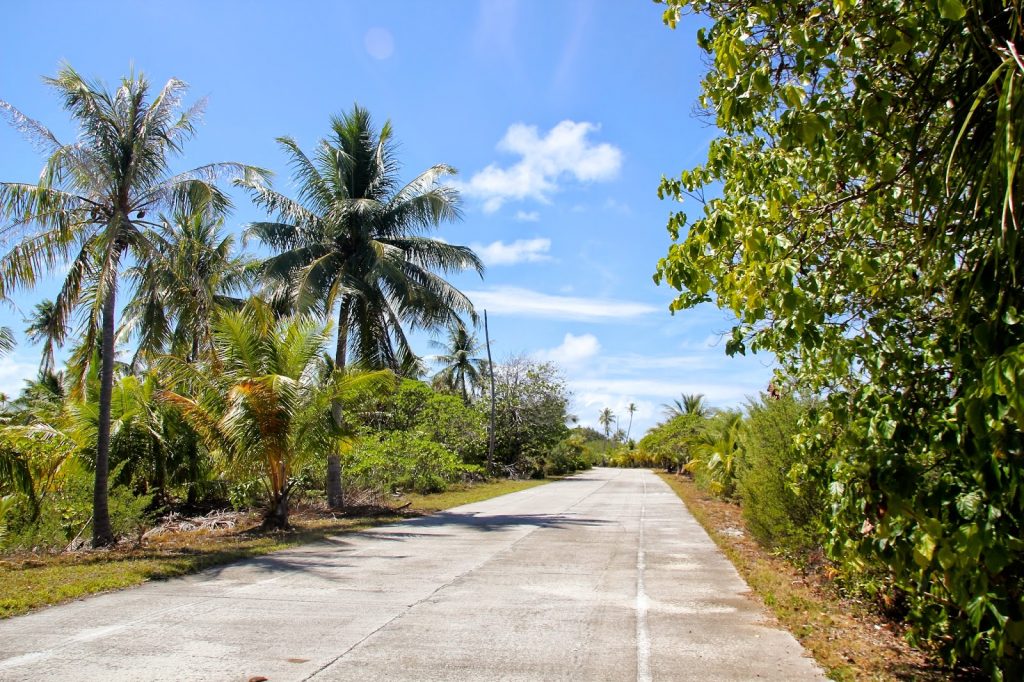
[327,297,351,509]
[334,296,350,371]
[92,282,117,547]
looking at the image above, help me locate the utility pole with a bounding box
[484,309,496,474]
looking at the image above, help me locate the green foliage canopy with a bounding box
[655,0,1023,671]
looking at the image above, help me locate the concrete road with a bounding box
[0,468,824,681]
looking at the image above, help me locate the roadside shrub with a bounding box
[2,461,152,550]
[546,434,591,475]
[345,431,480,495]
[736,396,825,561]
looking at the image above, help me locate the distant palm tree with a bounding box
[625,402,637,442]
[598,407,616,439]
[122,206,254,366]
[24,299,60,373]
[0,65,265,545]
[662,392,709,419]
[431,324,488,404]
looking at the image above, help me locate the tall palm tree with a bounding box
[122,206,254,366]
[0,65,265,546]
[431,324,488,404]
[160,300,392,528]
[598,407,616,439]
[241,104,484,372]
[24,299,61,373]
[625,402,637,442]
[662,392,709,419]
[241,105,483,506]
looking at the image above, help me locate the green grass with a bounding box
[0,478,549,619]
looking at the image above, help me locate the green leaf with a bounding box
[938,0,966,21]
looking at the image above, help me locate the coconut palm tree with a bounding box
[598,407,616,439]
[0,65,266,545]
[662,392,709,419]
[24,299,60,373]
[240,104,484,373]
[625,402,637,442]
[160,300,392,528]
[431,324,488,404]
[240,105,482,506]
[122,206,254,366]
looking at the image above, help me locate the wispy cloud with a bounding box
[471,238,551,266]
[459,121,623,213]
[514,210,540,222]
[465,286,656,321]
[535,332,600,367]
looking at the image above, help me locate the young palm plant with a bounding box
[0,65,266,545]
[685,411,744,498]
[160,300,392,528]
[430,324,488,404]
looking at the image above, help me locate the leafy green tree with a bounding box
[0,66,264,546]
[431,324,488,404]
[122,206,254,365]
[160,300,391,528]
[491,356,570,477]
[655,0,1023,670]
[636,412,706,471]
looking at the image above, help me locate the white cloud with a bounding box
[465,286,656,321]
[460,121,623,212]
[0,356,36,400]
[470,238,551,266]
[514,210,540,222]
[536,333,600,367]
[571,378,764,406]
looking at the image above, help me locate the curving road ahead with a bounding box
[0,468,824,681]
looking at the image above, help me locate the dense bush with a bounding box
[344,431,479,495]
[736,396,825,561]
[3,462,151,550]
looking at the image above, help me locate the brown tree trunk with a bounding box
[263,491,290,530]
[92,281,117,547]
[327,297,350,509]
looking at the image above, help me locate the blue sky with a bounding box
[0,1,774,436]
